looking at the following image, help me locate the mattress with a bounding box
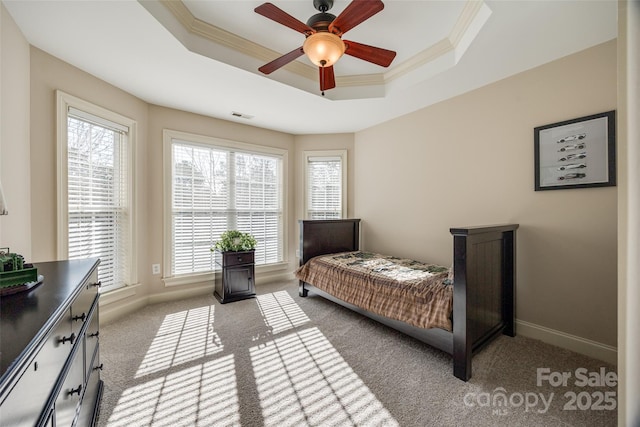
[295,251,453,331]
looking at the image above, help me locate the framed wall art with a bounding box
[534,110,616,191]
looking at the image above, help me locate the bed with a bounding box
[295,219,518,381]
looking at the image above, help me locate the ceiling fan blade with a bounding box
[255,3,315,35]
[319,65,336,92]
[328,0,384,36]
[259,47,305,74]
[343,40,396,67]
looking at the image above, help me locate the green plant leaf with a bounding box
[211,230,257,252]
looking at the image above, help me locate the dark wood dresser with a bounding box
[0,259,102,427]
[214,250,255,303]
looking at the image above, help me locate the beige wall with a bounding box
[0,4,31,258]
[355,40,618,349]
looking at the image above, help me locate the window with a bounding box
[57,91,136,291]
[165,130,286,278]
[304,150,347,219]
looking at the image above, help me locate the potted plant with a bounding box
[211,230,257,253]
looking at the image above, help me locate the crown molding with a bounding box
[160,0,316,80]
[159,0,490,91]
[384,0,490,84]
[384,38,453,83]
[336,73,385,87]
[449,0,485,47]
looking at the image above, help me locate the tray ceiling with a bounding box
[2,0,617,134]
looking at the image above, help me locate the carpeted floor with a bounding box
[97,280,617,427]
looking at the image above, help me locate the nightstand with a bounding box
[214,250,256,303]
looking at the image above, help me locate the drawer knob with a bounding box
[59,332,76,345]
[73,313,86,322]
[93,363,104,371]
[91,281,102,288]
[69,385,82,397]
[89,331,100,339]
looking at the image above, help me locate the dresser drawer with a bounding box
[54,345,84,427]
[0,311,75,427]
[84,307,100,382]
[70,271,99,335]
[76,346,102,427]
[0,359,48,427]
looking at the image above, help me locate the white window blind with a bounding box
[306,154,344,219]
[66,110,130,290]
[171,140,283,276]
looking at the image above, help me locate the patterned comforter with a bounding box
[294,251,453,331]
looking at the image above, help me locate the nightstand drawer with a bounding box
[221,251,254,267]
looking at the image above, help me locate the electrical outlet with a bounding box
[152,264,160,275]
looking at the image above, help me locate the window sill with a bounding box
[162,261,290,287]
[99,282,142,305]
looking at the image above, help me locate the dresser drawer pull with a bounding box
[72,313,86,322]
[88,331,99,339]
[59,333,76,345]
[68,385,82,397]
[93,363,104,371]
[91,281,101,288]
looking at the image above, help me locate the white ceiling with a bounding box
[3,0,617,135]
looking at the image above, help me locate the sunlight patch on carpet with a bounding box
[107,355,240,427]
[135,305,222,378]
[255,290,310,336]
[250,327,399,426]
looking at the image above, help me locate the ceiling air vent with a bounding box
[231,111,254,120]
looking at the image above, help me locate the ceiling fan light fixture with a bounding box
[303,32,345,67]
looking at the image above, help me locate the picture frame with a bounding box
[534,111,616,191]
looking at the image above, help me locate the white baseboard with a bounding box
[149,271,293,304]
[99,272,295,324]
[100,293,149,325]
[256,271,294,286]
[516,319,617,365]
[148,283,213,305]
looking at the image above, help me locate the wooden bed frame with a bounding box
[297,219,519,381]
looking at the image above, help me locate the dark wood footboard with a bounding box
[297,219,518,381]
[450,224,518,381]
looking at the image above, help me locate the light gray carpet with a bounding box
[97,280,617,427]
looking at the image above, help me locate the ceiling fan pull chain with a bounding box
[320,60,326,96]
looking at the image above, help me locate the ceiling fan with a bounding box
[255,0,396,95]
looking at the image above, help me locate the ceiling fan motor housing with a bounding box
[306,12,336,32]
[313,0,334,12]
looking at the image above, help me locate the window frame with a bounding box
[162,129,289,287]
[303,150,348,219]
[56,90,138,291]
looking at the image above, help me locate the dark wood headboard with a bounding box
[298,219,361,265]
